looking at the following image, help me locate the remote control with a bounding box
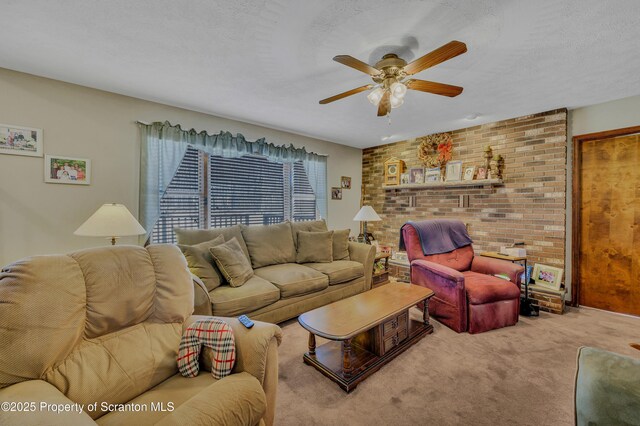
[238,315,254,329]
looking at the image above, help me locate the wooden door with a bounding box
[578,133,640,315]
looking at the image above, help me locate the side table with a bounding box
[480,251,538,317]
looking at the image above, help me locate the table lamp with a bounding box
[74,203,146,245]
[353,205,381,244]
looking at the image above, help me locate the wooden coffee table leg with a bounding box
[422,299,430,326]
[342,338,353,379]
[308,333,316,356]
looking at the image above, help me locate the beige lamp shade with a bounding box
[353,205,381,222]
[74,203,146,245]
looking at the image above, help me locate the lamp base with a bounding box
[357,232,375,245]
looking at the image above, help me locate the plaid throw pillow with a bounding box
[177,318,236,380]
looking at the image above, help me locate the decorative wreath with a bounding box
[417,133,453,167]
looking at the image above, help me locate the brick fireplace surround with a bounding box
[362,108,567,268]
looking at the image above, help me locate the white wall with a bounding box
[0,68,362,266]
[565,95,640,299]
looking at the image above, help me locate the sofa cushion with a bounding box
[96,372,266,426]
[332,229,351,260]
[209,238,254,288]
[296,230,334,263]
[242,222,296,268]
[291,219,328,248]
[175,225,250,259]
[254,263,329,298]
[178,235,226,291]
[463,271,521,305]
[209,276,280,317]
[306,260,365,285]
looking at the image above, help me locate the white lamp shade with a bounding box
[74,203,146,238]
[353,205,381,222]
[367,87,384,106]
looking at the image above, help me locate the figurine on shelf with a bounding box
[494,154,505,180]
[483,145,493,174]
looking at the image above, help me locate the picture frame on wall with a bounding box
[44,155,91,185]
[445,160,463,181]
[331,187,342,200]
[0,124,43,157]
[532,263,563,291]
[340,176,351,189]
[425,167,440,182]
[463,166,476,181]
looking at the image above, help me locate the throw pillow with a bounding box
[178,235,225,291]
[175,225,251,259]
[177,318,235,380]
[332,229,351,260]
[291,219,328,249]
[209,237,254,287]
[241,222,296,268]
[296,230,334,263]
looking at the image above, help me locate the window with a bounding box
[151,147,320,243]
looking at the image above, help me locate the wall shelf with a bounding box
[383,178,503,190]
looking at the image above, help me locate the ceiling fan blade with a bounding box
[403,41,467,75]
[333,55,382,76]
[406,79,463,97]
[377,91,390,116]
[319,85,373,104]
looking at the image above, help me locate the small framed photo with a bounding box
[425,167,440,182]
[341,176,351,189]
[532,263,563,291]
[400,173,410,185]
[445,160,463,182]
[45,155,91,185]
[463,166,476,181]
[0,124,43,157]
[409,167,425,184]
[476,167,487,180]
[331,187,342,200]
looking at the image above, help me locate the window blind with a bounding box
[151,148,320,243]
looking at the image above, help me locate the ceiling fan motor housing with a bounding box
[373,53,408,84]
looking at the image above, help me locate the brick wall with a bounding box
[362,109,567,267]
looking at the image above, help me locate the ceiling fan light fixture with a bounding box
[390,94,404,109]
[367,87,384,106]
[390,81,407,99]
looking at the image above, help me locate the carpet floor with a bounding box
[274,305,639,425]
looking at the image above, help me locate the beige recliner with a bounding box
[0,244,281,426]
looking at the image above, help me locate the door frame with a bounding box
[571,125,640,305]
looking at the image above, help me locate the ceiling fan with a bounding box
[319,40,467,117]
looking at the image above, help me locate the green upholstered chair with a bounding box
[574,346,640,425]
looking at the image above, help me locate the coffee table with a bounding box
[298,283,434,392]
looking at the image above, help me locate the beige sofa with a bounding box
[0,245,281,426]
[177,220,377,323]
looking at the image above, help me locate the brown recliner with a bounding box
[402,221,523,334]
[0,244,281,425]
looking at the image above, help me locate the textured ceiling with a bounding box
[1,0,639,148]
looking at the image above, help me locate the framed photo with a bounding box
[445,160,463,182]
[532,263,563,291]
[425,167,440,182]
[341,176,351,189]
[409,167,424,184]
[45,155,91,185]
[400,173,410,185]
[0,124,43,157]
[476,167,487,180]
[463,166,476,181]
[331,187,342,200]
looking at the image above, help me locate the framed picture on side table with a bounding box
[532,263,563,291]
